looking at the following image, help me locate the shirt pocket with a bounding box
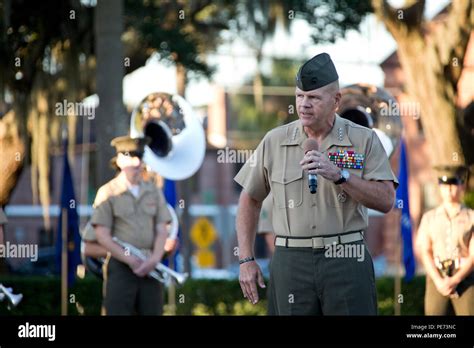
[113,197,135,217]
[142,201,157,216]
[271,169,303,209]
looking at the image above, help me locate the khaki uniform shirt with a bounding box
[258,193,274,234]
[91,176,172,249]
[234,115,398,237]
[0,208,7,225]
[418,205,474,260]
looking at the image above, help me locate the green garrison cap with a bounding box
[434,165,468,185]
[296,53,339,91]
[110,135,150,155]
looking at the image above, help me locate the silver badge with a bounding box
[292,127,298,141]
[337,192,347,203]
[338,127,343,141]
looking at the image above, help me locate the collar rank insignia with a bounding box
[328,149,364,169]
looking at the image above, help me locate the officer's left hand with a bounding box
[436,277,459,297]
[300,150,340,182]
[133,258,158,277]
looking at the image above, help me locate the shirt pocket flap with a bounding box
[271,169,303,184]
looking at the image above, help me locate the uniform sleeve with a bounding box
[233,136,270,202]
[81,221,97,241]
[90,187,113,229]
[258,193,273,234]
[155,189,172,224]
[363,131,399,189]
[0,208,7,225]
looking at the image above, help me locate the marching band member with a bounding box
[91,136,171,315]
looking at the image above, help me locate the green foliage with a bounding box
[228,0,372,46]
[0,275,425,316]
[263,59,301,86]
[463,191,474,209]
[376,277,425,316]
[124,0,236,77]
[229,58,301,136]
[0,276,102,316]
[0,0,94,95]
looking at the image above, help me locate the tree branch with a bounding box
[434,0,472,68]
[372,0,425,39]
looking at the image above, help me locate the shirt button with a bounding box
[312,202,316,207]
[311,225,316,229]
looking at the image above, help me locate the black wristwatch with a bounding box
[239,256,255,265]
[334,169,350,185]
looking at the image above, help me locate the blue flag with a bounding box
[163,179,181,270]
[55,143,82,286]
[395,139,415,281]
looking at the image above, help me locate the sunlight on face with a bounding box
[117,153,143,182]
[439,183,464,204]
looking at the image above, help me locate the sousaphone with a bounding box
[130,92,206,180]
[339,83,402,157]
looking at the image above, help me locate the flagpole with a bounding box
[394,214,401,316]
[61,208,68,316]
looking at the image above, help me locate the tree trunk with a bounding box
[372,0,473,167]
[0,111,25,206]
[94,0,127,187]
[395,34,464,166]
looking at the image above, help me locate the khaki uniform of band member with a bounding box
[91,137,172,315]
[417,201,474,315]
[235,114,398,315]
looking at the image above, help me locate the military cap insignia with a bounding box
[328,149,364,169]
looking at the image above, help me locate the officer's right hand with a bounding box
[239,261,266,305]
[435,277,458,297]
[126,256,143,273]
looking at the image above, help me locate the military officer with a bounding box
[416,166,474,315]
[0,207,6,245]
[91,135,172,315]
[235,53,398,315]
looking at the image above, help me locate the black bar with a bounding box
[0,316,472,346]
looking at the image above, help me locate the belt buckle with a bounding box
[311,236,324,249]
[322,235,340,248]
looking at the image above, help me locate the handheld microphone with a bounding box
[303,139,319,194]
